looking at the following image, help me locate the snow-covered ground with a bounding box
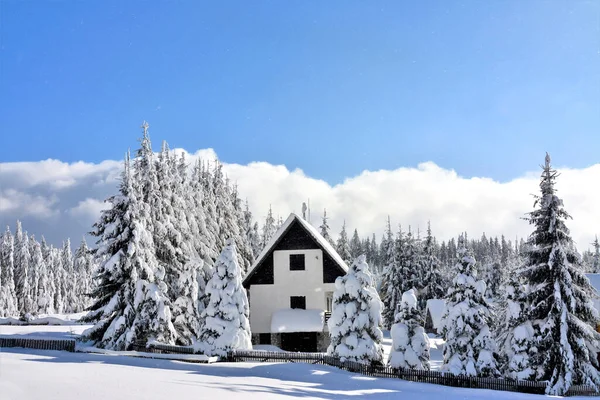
[1,347,569,400]
[2,324,581,399]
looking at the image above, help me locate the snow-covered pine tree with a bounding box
[327,254,384,365]
[520,154,600,395]
[335,221,352,265]
[40,238,56,314]
[396,227,421,298]
[152,142,201,345]
[14,222,33,315]
[243,200,262,262]
[592,236,600,273]
[350,229,362,260]
[35,238,53,314]
[51,246,64,314]
[230,183,254,274]
[197,239,252,356]
[82,149,177,350]
[74,238,95,311]
[29,236,45,314]
[420,222,445,306]
[61,239,78,313]
[441,234,498,377]
[388,289,430,370]
[0,226,18,317]
[495,263,534,380]
[319,209,335,247]
[261,205,276,249]
[381,223,401,329]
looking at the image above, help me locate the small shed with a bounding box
[425,299,446,335]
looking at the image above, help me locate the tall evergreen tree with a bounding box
[335,221,352,265]
[261,205,276,248]
[29,236,45,314]
[496,264,534,380]
[388,289,430,370]
[61,239,78,313]
[592,236,600,273]
[0,226,18,317]
[14,222,33,314]
[83,148,177,350]
[74,238,95,311]
[421,222,445,305]
[441,234,498,377]
[350,229,362,260]
[197,240,252,356]
[327,255,384,365]
[520,154,600,395]
[319,209,335,247]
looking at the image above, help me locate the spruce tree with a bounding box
[15,222,33,315]
[61,239,78,313]
[592,236,600,273]
[421,222,445,305]
[319,209,335,247]
[520,154,600,395]
[82,150,177,350]
[495,264,534,380]
[0,226,18,317]
[29,236,45,314]
[261,205,276,248]
[197,239,252,356]
[74,238,95,311]
[335,221,352,265]
[388,289,430,370]
[327,255,384,365]
[350,229,362,260]
[441,234,498,377]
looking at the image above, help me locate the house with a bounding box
[424,299,446,335]
[242,213,349,352]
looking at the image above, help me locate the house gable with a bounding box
[243,215,347,288]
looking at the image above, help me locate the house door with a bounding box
[281,332,317,352]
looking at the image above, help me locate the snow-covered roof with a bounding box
[426,299,446,331]
[586,274,600,312]
[270,309,324,333]
[243,213,348,285]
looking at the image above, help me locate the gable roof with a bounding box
[243,213,348,286]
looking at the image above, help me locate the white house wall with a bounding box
[249,248,336,334]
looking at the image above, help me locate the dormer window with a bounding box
[289,254,305,270]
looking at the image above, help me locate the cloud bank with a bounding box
[1,150,598,252]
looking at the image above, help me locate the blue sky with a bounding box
[1,1,598,185]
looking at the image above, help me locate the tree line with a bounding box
[329,154,600,396]
[0,222,95,317]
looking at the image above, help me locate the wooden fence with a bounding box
[130,342,196,354]
[227,350,600,397]
[0,337,76,352]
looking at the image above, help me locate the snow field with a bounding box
[1,347,575,400]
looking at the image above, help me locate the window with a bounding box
[325,292,334,312]
[259,333,271,345]
[290,296,306,309]
[289,254,305,270]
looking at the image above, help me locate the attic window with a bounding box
[289,254,305,271]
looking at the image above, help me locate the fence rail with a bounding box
[130,341,196,354]
[0,337,76,352]
[228,350,600,397]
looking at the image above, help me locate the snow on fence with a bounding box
[227,350,600,397]
[0,337,76,352]
[131,342,195,355]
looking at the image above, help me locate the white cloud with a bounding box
[68,198,107,221]
[0,189,59,219]
[1,149,598,252]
